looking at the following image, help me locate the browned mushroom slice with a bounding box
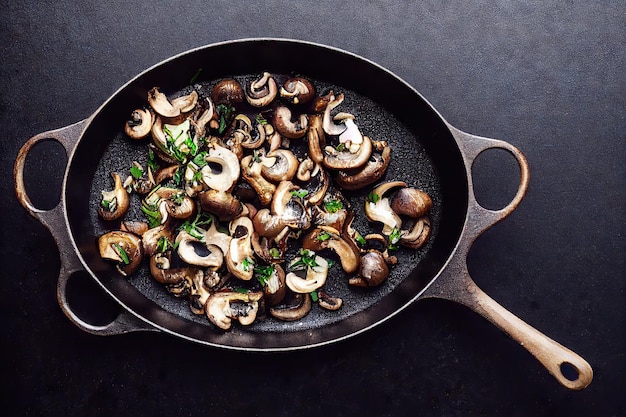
[400,216,431,249]
[241,155,276,206]
[280,77,315,105]
[272,105,308,139]
[269,292,312,322]
[246,72,278,107]
[148,87,180,118]
[364,181,407,235]
[323,135,373,171]
[198,189,243,221]
[225,216,255,281]
[317,290,343,311]
[306,114,326,164]
[301,227,360,274]
[334,143,392,190]
[255,263,287,306]
[98,173,130,221]
[98,231,143,276]
[124,108,154,140]
[176,231,224,269]
[260,149,299,183]
[120,221,149,236]
[205,291,263,330]
[285,254,328,293]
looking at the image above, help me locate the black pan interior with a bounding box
[65,39,468,349]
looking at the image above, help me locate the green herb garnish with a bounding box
[130,165,143,179]
[141,203,162,228]
[242,257,255,272]
[189,68,203,85]
[216,104,234,135]
[336,143,346,152]
[324,199,343,213]
[310,291,319,302]
[192,151,208,168]
[254,264,275,286]
[113,244,130,265]
[156,236,176,253]
[289,249,318,270]
[172,167,183,186]
[355,232,367,245]
[269,248,280,259]
[184,136,198,156]
[255,114,268,125]
[367,192,380,204]
[290,189,308,199]
[317,231,331,241]
[147,149,159,172]
[388,227,402,250]
[179,211,212,240]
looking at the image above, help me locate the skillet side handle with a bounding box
[424,275,593,390]
[448,124,530,236]
[14,121,157,337]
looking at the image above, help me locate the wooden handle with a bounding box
[423,272,593,390]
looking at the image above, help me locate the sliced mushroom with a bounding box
[225,216,255,281]
[241,154,276,206]
[176,231,224,269]
[148,87,180,118]
[149,251,200,285]
[323,134,373,171]
[400,216,431,249]
[204,218,232,255]
[334,143,392,190]
[171,90,199,114]
[301,227,360,274]
[124,108,154,140]
[98,231,143,276]
[151,117,195,161]
[120,220,149,236]
[280,77,315,105]
[188,267,213,315]
[269,292,312,322]
[318,290,343,311]
[211,79,244,105]
[364,181,406,235]
[251,208,289,239]
[141,220,178,257]
[153,187,196,220]
[200,144,240,192]
[390,187,433,218]
[322,93,347,136]
[257,263,287,306]
[198,189,243,221]
[271,181,311,230]
[260,149,299,183]
[307,114,326,164]
[154,164,179,185]
[205,291,263,330]
[286,255,328,293]
[98,173,130,221]
[246,72,278,107]
[272,105,308,139]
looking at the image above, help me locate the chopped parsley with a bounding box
[269,248,281,259]
[354,231,367,245]
[179,211,212,240]
[317,231,331,241]
[336,143,346,152]
[141,203,162,228]
[255,113,268,125]
[310,291,319,302]
[324,199,343,213]
[388,227,402,250]
[192,151,208,168]
[254,264,275,286]
[113,244,130,265]
[101,197,116,212]
[216,104,234,135]
[290,189,308,199]
[147,149,159,171]
[156,236,177,253]
[130,165,143,179]
[367,192,380,204]
[242,257,255,272]
[289,249,318,271]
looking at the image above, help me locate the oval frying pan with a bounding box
[14,38,592,389]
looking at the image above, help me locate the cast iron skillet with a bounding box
[14,38,592,389]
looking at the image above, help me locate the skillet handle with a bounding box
[448,125,531,237]
[424,126,592,389]
[423,271,594,390]
[14,121,157,336]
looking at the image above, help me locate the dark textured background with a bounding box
[1,1,624,416]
